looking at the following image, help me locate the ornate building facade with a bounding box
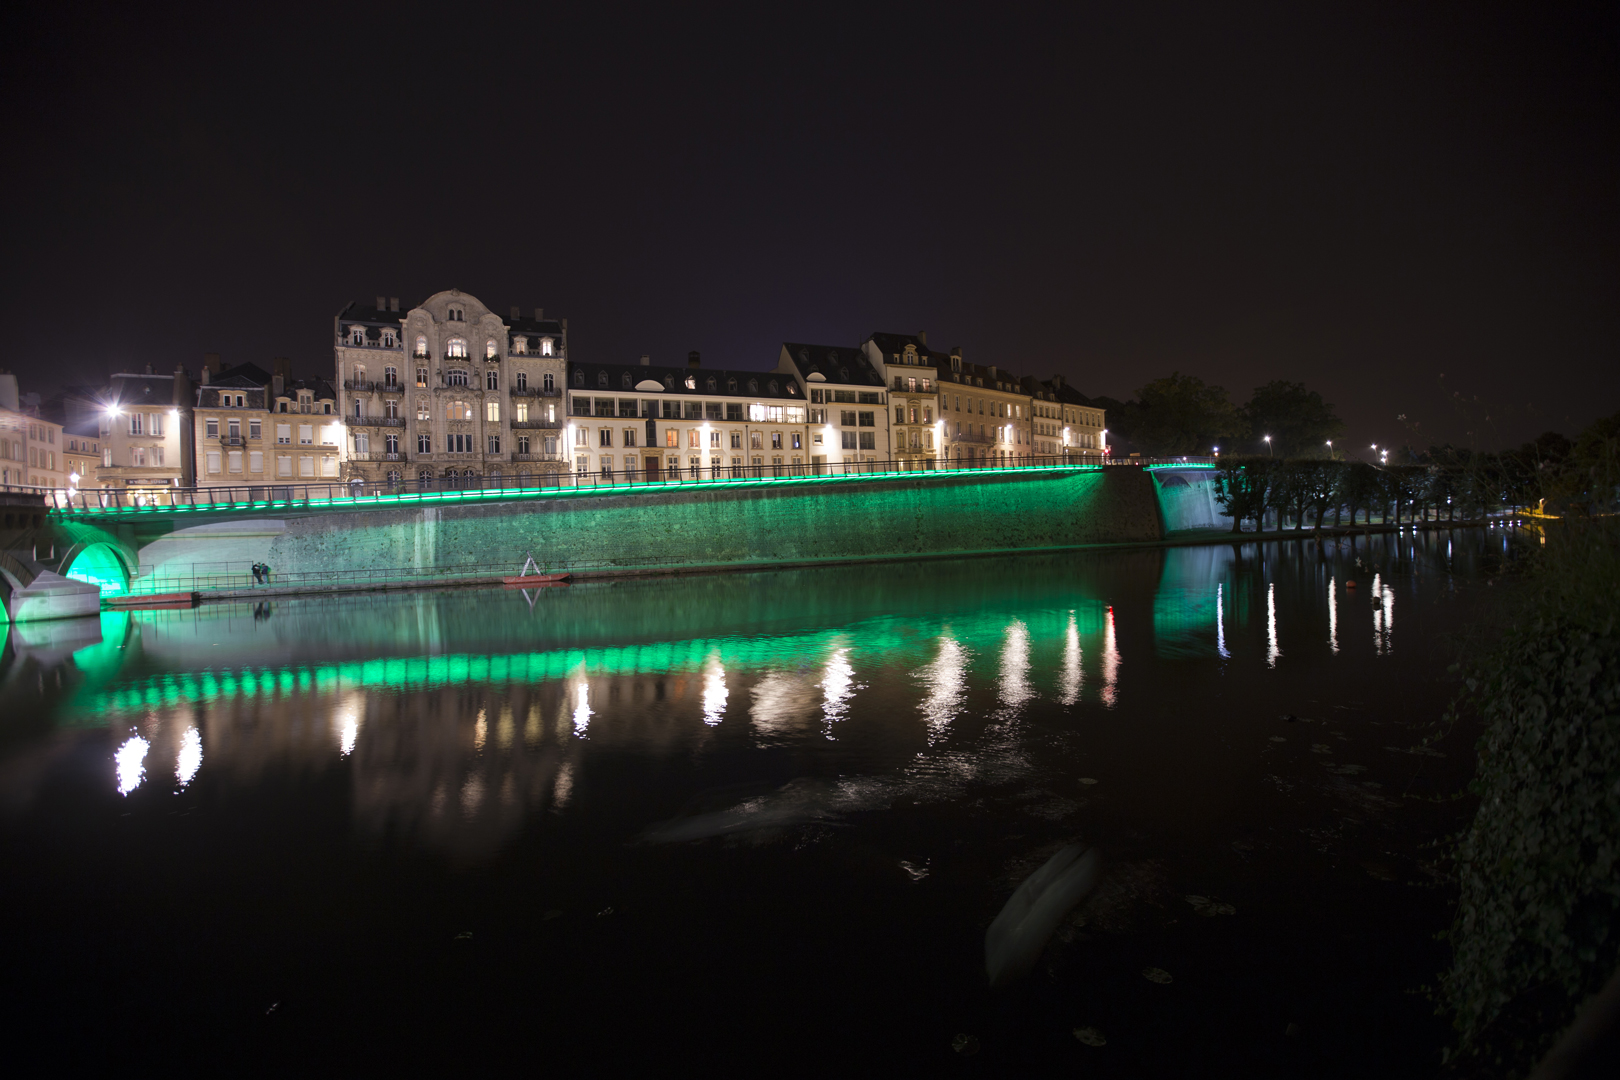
[334,290,567,489]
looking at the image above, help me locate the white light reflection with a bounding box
[1328,577,1339,654]
[116,735,150,795]
[701,651,728,726]
[175,727,202,787]
[1373,573,1395,654]
[1058,614,1083,704]
[918,636,968,741]
[1216,585,1230,659]
[1266,582,1281,667]
[998,620,1033,709]
[572,679,593,736]
[820,648,857,735]
[1101,607,1119,707]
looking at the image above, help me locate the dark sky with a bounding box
[3,2,1614,455]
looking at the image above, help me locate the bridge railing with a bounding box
[46,454,1173,516]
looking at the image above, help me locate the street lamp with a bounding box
[1263,435,1273,457]
[1325,440,1333,460]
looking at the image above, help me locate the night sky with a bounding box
[3,3,1614,455]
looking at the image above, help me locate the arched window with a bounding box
[447,305,464,322]
[353,365,365,385]
[446,338,467,358]
[387,470,401,485]
[485,340,497,359]
[418,468,432,486]
[684,375,696,389]
[414,335,428,358]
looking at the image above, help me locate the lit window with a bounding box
[447,338,467,359]
[486,340,497,359]
[486,401,500,422]
[415,335,428,358]
[541,338,553,356]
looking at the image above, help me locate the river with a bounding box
[0,528,1515,1074]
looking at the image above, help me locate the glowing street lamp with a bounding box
[1263,435,1273,457]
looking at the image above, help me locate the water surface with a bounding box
[0,530,1508,1074]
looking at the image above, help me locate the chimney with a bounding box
[510,306,520,319]
[918,331,927,347]
[640,355,651,366]
[389,297,399,312]
[1051,373,1065,388]
[200,366,209,384]
[376,296,386,311]
[688,351,701,368]
[988,365,998,380]
[273,356,292,381]
[534,307,544,321]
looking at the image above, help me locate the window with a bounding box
[382,331,396,348]
[575,427,589,447]
[447,306,465,322]
[415,335,428,358]
[276,424,291,444]
[515,371,527,390]
[385,400,399,419]
[417,400,430,421]
[446,401,472,420]
[418,433,431,453]
[249,451,263,473]
[750,431,763,450]
[895,406,905,424]
[385,434,399,454]
[687,429,701,449]
[384,366,398,388]
[665,429,678,448]
[228,419,241,439]
[485,340,497,359]
[541,338,554,356]
[730,431,742,449]
[599,428,613,447]
[770,432,782,450]
[792,433,802,449]
[709,430,721,448]
[841,431,857,450]
[277,455,292,477]
[624,428,638,447]
[299,424,313,445]
[447,370,468,386]
[416,368,428,387]
[300,456,316,478]
[858,411,875,427]
[619,398,638,418]
[543,373,555,391]
[249,420,261,439]
[858,432,876,450]
[129,414,143,436]
[487,435,501,454]
[206,451,221,473]
[228,450,243,473]
[447,338,467,358]
[349,326,365,345]
[600,456,613,475]
[206,418,220,438]
[150,413,165,436]
[518,435,531,454]
[513,336,527,355]
[840,410,856,426]
[355,432,370,454]
[486,401,500,422]
[515,402,528,422]
[353,399,363,418]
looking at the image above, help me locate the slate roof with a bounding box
[567,362,803,400]
[208,362,273,389]
[867,332,949,365]
[109,373,180,408]
[780,343,885,386]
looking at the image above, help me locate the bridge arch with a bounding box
[62,541,132,597]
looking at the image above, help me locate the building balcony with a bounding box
[510,452,565,463]
[510,419,562,430]
[343,415,407,428]
[949,431,997,445]
[349,452,406,462]
[508,385,562,398]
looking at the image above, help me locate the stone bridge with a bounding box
[6,463,1227,620]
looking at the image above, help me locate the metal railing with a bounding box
[343,415,407,427]
[510,419,562,430]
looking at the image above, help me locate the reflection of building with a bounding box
[95,367,194,500]
[567,355,809,479]
[863,333,944,469]
[774,344,889,469]
[0,370,67,491]
[334,290,569,490]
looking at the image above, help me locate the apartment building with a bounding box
[95,367,194,500]
[334,290,568,489]
[1043,374,1108,460]
[774,343,889,468]
[0,371,67,491]
[862,332,944,469]
[567,355,809,479]
[937,351,1032,466]
[194,359,274,491]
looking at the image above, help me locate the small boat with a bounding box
[502,572,571,587]
[108,591,199,610]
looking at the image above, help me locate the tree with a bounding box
[1338,462,1381,525]
[1211,457,1269,533]
[1131,373,1244,456]
[1242,381,1344,458]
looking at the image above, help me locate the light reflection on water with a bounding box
[0,531,1501,860]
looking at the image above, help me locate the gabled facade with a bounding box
[774,343,889,469]
[334,290,567,490]
[937,350,1032,466]
[567,355,809,479]
[862,332,945,468]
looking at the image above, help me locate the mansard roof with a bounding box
[780,343,884,386]
[867,332,948,364]
[568,362,803,400]
[1041,377,1099,408]
[336,299,407,325]
[208,362,273,389]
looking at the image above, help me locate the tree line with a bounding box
[1096,373,1343,458]
[1207,410,1620,532]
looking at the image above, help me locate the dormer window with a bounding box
[728,378,737,391]
[706,377,716,391]
[748,379,758,392]
[664,375,674,389]
[513,337,528,354]
[787,383,797,395]
[768,379,779,393]
[446,338,467,358]
[840,367,849,381]
[348,326,364,344]
[540,337,554,356]
[595,372,607,388]
[381,330,396,348]
[622,373,632,389]
[574,371,585,386]
[684,375,696,390]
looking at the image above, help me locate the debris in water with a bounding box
[453,931,473,941]
[899,859,930,882]
[951,1033,980,1056]
[1310,744,1333,754]
[1143,967,1173,984]
[596,906,614,918]
[1073,1026,1106,1046]
[1078,777,1098,785]
[985,845,1103,989]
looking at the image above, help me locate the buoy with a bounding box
[1346,579,1357,589]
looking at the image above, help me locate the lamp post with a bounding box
[1325,440,1333,460]
[1263,435,1273,457]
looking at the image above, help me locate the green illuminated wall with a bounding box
[1150,469,1226,532]
[64,543,130,596]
